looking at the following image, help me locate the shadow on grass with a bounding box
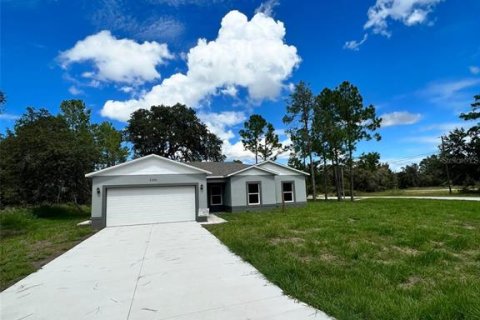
[31,204,89,219]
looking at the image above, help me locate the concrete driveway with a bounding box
[1,222,330,320]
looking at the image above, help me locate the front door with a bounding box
[207,184,224,212]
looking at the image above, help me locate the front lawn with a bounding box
[0,204,95,290]
[356,186,480,197]
[206,199,480,320]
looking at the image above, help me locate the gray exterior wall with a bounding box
[221,174,307,213]
[91,174,207,228]
[228,175,277,209]
[223,178,232,207]
[274,175,307,204]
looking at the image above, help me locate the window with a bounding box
[282,182,294,203]
[247,183,261,205]
[210,185,223,205]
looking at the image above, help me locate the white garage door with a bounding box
[106,186,196,227]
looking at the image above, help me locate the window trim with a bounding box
[246,181,262,206]
[282,181,295,203]
[210,185,223,206]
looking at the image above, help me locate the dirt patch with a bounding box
[270,237,305,245]
[295,255,313,263]
[431,241,444,248]
[30,234,95,270]
[392,245,420,256]
[319,253,339,263]
[289,229,307,235]
[398,276,423,289]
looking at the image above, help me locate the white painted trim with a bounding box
[226,165,278,177]
[247,183,261,205]
[85,154,212,177]
[255,160,310,176]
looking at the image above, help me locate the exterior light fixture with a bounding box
[200,184,204,191]
[96,187,101,195]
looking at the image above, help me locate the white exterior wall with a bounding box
[91,174,208,219]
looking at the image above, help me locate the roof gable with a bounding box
[85,155,211,177]
[226,165,277,177]
[188,162,250,177]
[255,161,309,176]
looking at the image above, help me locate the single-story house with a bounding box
[86,154,309,229]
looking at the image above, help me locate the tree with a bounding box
[239,114,267,164]
[284,81,317,200]
[336,81,381,201]
[418,155,444,186]
[239,115,283,163]
[201,132,226,162]
[59,100,100,203]
[441,128,478,186]
[358,152,381,171]
[313,88,346,201]
[259,123,284,161]
[0,108,90,205]
[60,100,91,132]
[93,122,129,169]
[126,104,225,162]
[460,94,480,129]
[397,164,421,189]
[460,94,480,159]
[0,90,5,113]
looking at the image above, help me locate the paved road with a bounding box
[308,195,480,201]
[1,222,330,320]
[357,196,480,201]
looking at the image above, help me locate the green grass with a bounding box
[206,199,480,320]
[0,204,95,290]
[356,186,480,197]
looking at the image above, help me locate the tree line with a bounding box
[0,101,225,206]
[282,81,382,201]
[1,89,477,206]
[397,94,479,190]
[283,91,479,197]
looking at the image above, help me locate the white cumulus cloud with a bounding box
[101,10,301,121]
[364,0,443,37]
[59,30,173,85]
[381,111,422,127]
[199,111,246,141]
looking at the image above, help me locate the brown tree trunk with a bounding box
[334,153,342,201]
[349,148,354,201]
[309,153,316,201]
[323,154,328,200]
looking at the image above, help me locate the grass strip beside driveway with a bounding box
[1,204,95,290]
[206,199,480,320]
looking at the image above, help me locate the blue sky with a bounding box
[1,0,479,168]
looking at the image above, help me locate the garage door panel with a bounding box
[106,186,196,227]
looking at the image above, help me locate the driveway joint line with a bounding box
[126,225,153,320]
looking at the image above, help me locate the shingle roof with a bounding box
[188,162,251,177]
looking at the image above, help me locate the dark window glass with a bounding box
[283,192,293,202]
[248,194,259,204]
[283,182,293,192]
[211,186,221,196]
[211,195,222,205]
[248,183,259,193]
